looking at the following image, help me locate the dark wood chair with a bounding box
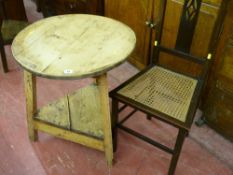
[109,0,223,174]
[0,0,29,73]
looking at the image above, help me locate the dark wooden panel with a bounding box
[203,0,233,141]
[202,0,222,6]
[217,37,233,86]
[204,83,233,141]
[105,0,154,69]
[39,0,104,17]
[4,0,27,20]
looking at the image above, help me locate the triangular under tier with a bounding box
[35,84,104,139]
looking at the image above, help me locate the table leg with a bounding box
[96,73,113,167]
[24,70,38,141]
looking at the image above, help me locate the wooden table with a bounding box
[11,14,136,166]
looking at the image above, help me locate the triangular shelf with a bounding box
[35,84,104,139]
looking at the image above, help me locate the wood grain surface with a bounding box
[105,0,154,69]
[11,14,136,79]
[35,84,104,138]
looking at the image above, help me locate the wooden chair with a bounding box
[109,0,223,174]
[0,0,29,73]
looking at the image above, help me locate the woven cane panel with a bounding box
[118,66,197,122]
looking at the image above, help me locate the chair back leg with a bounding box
[111,99,119,152]
[0,44,8,72]
[146,114,152,120]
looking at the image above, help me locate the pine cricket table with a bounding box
[11,14,136,166]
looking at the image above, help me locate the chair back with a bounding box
[151,0,225,82]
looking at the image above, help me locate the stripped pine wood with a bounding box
[34,84,104,138]
[96,74,113,167]
[69,84,103,139]
[35,95,70,129]
[12,14,136,166]
[12,14,136,79]
[34,121,104,151]
[24,70,38,141]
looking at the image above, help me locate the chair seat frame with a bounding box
[110,49,206,175]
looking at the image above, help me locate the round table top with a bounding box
[12,14,136,79]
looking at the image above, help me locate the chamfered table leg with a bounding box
[96,73,113,167]
[24,70,38,141]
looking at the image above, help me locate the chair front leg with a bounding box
[111,98,119,152]
[168,128,188,175]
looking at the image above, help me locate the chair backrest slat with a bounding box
[157,45,207,65]
[175,0,202,53]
